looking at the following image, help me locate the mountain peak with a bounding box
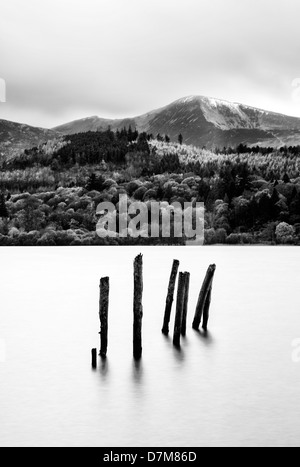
[52,95,300,148]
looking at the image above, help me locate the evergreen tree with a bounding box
[178,133,183,145]
[86,173,105,192]
[136,133,150,153]
[0,193,8,218]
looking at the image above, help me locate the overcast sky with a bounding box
[1,0,300,128]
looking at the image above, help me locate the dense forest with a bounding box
[1,127,300,245]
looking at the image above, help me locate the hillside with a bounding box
[53,96,300,148]
[0,119,59,159]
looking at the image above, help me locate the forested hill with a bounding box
[1,127,300,246]
[4,127,300,172]
[2,128,149,170]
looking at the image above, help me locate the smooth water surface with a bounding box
[0,246,300,447]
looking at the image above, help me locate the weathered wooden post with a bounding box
[99,277,109,358]
[162,259,180,335]
[173,272,185,347]
[202,286,212,332]
[133,254,143,360]
[91,348,97,368]
[181,272,190,337]
[192,264,216,330]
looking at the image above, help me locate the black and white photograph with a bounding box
[1,0,300,449]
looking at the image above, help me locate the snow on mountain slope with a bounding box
[198,96,252,130]
[173,96,300,132]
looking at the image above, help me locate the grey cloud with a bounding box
[1,0,300,128]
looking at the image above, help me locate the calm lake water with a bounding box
[0,246,300,447]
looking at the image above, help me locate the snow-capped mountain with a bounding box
[1,96,300,157]
[53,95,300,148]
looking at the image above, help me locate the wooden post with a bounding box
[99,277,109,358]
[202,286,212,332]
[133,254,143,360]
[162,259,180,335]
[181,272,190,337]
[192,264,216,330]
[91,348,97,368]
[173,272,185,347]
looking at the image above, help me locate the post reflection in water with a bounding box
[132,358,143,385]
[193,329,214,346]
[99,357,109,380]
[172,345,185,364]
